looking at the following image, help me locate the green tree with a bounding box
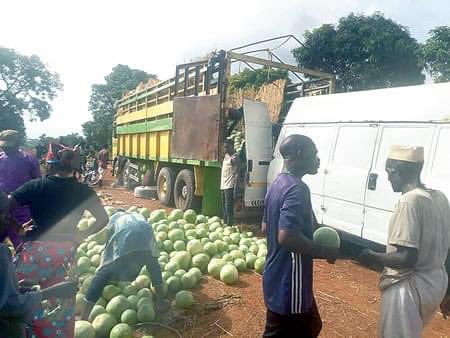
[293,13,425,91]
[229,66,289,92]
[0,47,62,137]
[422,26,450,83]
[83,65,157,149]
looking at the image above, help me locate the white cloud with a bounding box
[1,0,448,138]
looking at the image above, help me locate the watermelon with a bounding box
[168,229,185,242]
[127,295,139,310]
[313,227,341,248]
[121,309,138,325]
[139,208,151,218]
[254,257,266,274]
[172,251,191,270]
[175,290,194,308]
[135,275,151,288]
[137,288,153,299]
[110,323,133,338]
[183,209,197,223]
[181,272,197,289]
[207,258,226,279]
[137,303,155,322]
[167,276,181,292]
[122,284,138,297]
[187,239,203,256]
[220,264,239,285]
[88,304,105,322]
[195,215,207,224]
[103,285,121,301]
[191,253,210,272]
[245,253,258,269]
[189,267,202,282]
[168,209,184,222]
[92,313,117,337]
[137,297,153,309]
[75,321,95,338]
[106,295,130,319]
[173,240,186,251]
[234,258,247,272]
[149,209,166,223]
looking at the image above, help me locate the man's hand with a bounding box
[323,246,339,264]
[441,294,450,319]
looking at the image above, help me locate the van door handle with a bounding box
[368,173,378,191]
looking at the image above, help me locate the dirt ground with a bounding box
[95,172,450,338]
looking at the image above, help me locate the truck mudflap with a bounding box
[243,99,273,207]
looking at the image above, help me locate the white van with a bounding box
[267,82,450,247]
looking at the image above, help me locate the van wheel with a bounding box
[174,169,200,211]
[157,167,175,206]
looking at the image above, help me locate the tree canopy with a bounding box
[229,66,289,92]
[83,64,156,149]
[292,13,425,91]
[422,26,450,83]
[0,48,62,138]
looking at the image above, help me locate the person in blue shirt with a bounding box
[262,134,339,338]
[81,211,169,320]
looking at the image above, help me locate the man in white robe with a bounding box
[360,145,450,338]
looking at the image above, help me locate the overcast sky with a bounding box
[1,0,449,139]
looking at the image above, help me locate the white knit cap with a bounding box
[388,145,424,163]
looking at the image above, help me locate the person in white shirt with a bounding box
[220,139,238,225]
[360,145,450,338]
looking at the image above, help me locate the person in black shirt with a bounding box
[5,145,109,337]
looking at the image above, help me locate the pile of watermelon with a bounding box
[74,206,267,338]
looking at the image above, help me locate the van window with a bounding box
[276,125,335,164]
[374,125,434,170]
[432,127,450,176]
[332,125,377,168]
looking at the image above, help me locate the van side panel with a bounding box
[363,124,436,244]
[322,125,378,237]
[428,126,450,202]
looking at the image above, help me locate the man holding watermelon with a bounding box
[261,134,339,338]
[359,145,450,338]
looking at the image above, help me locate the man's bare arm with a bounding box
[360,246,418,269]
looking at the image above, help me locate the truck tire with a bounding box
[157,167,175,206]
[174,169,200,211]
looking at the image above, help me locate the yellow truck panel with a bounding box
[159,131,171,159]
[139,133,147,158]
[116,101,174,125]
[131,134,139,157]
[149,133,159,158]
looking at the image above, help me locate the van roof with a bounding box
[285,82,450,124]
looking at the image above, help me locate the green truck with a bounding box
[112,36,335,216]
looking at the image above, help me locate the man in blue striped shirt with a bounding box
[262,134,338,337]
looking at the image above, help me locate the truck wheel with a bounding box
[157,167,175,206]
[174,169,200,211]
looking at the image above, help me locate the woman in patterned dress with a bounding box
[4,145,109,338]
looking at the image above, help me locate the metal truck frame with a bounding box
[112,35,335,216]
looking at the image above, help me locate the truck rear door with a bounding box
[243,99,273,207]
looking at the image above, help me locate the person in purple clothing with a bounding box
[0,130,41,248]
[262,134,339,338]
